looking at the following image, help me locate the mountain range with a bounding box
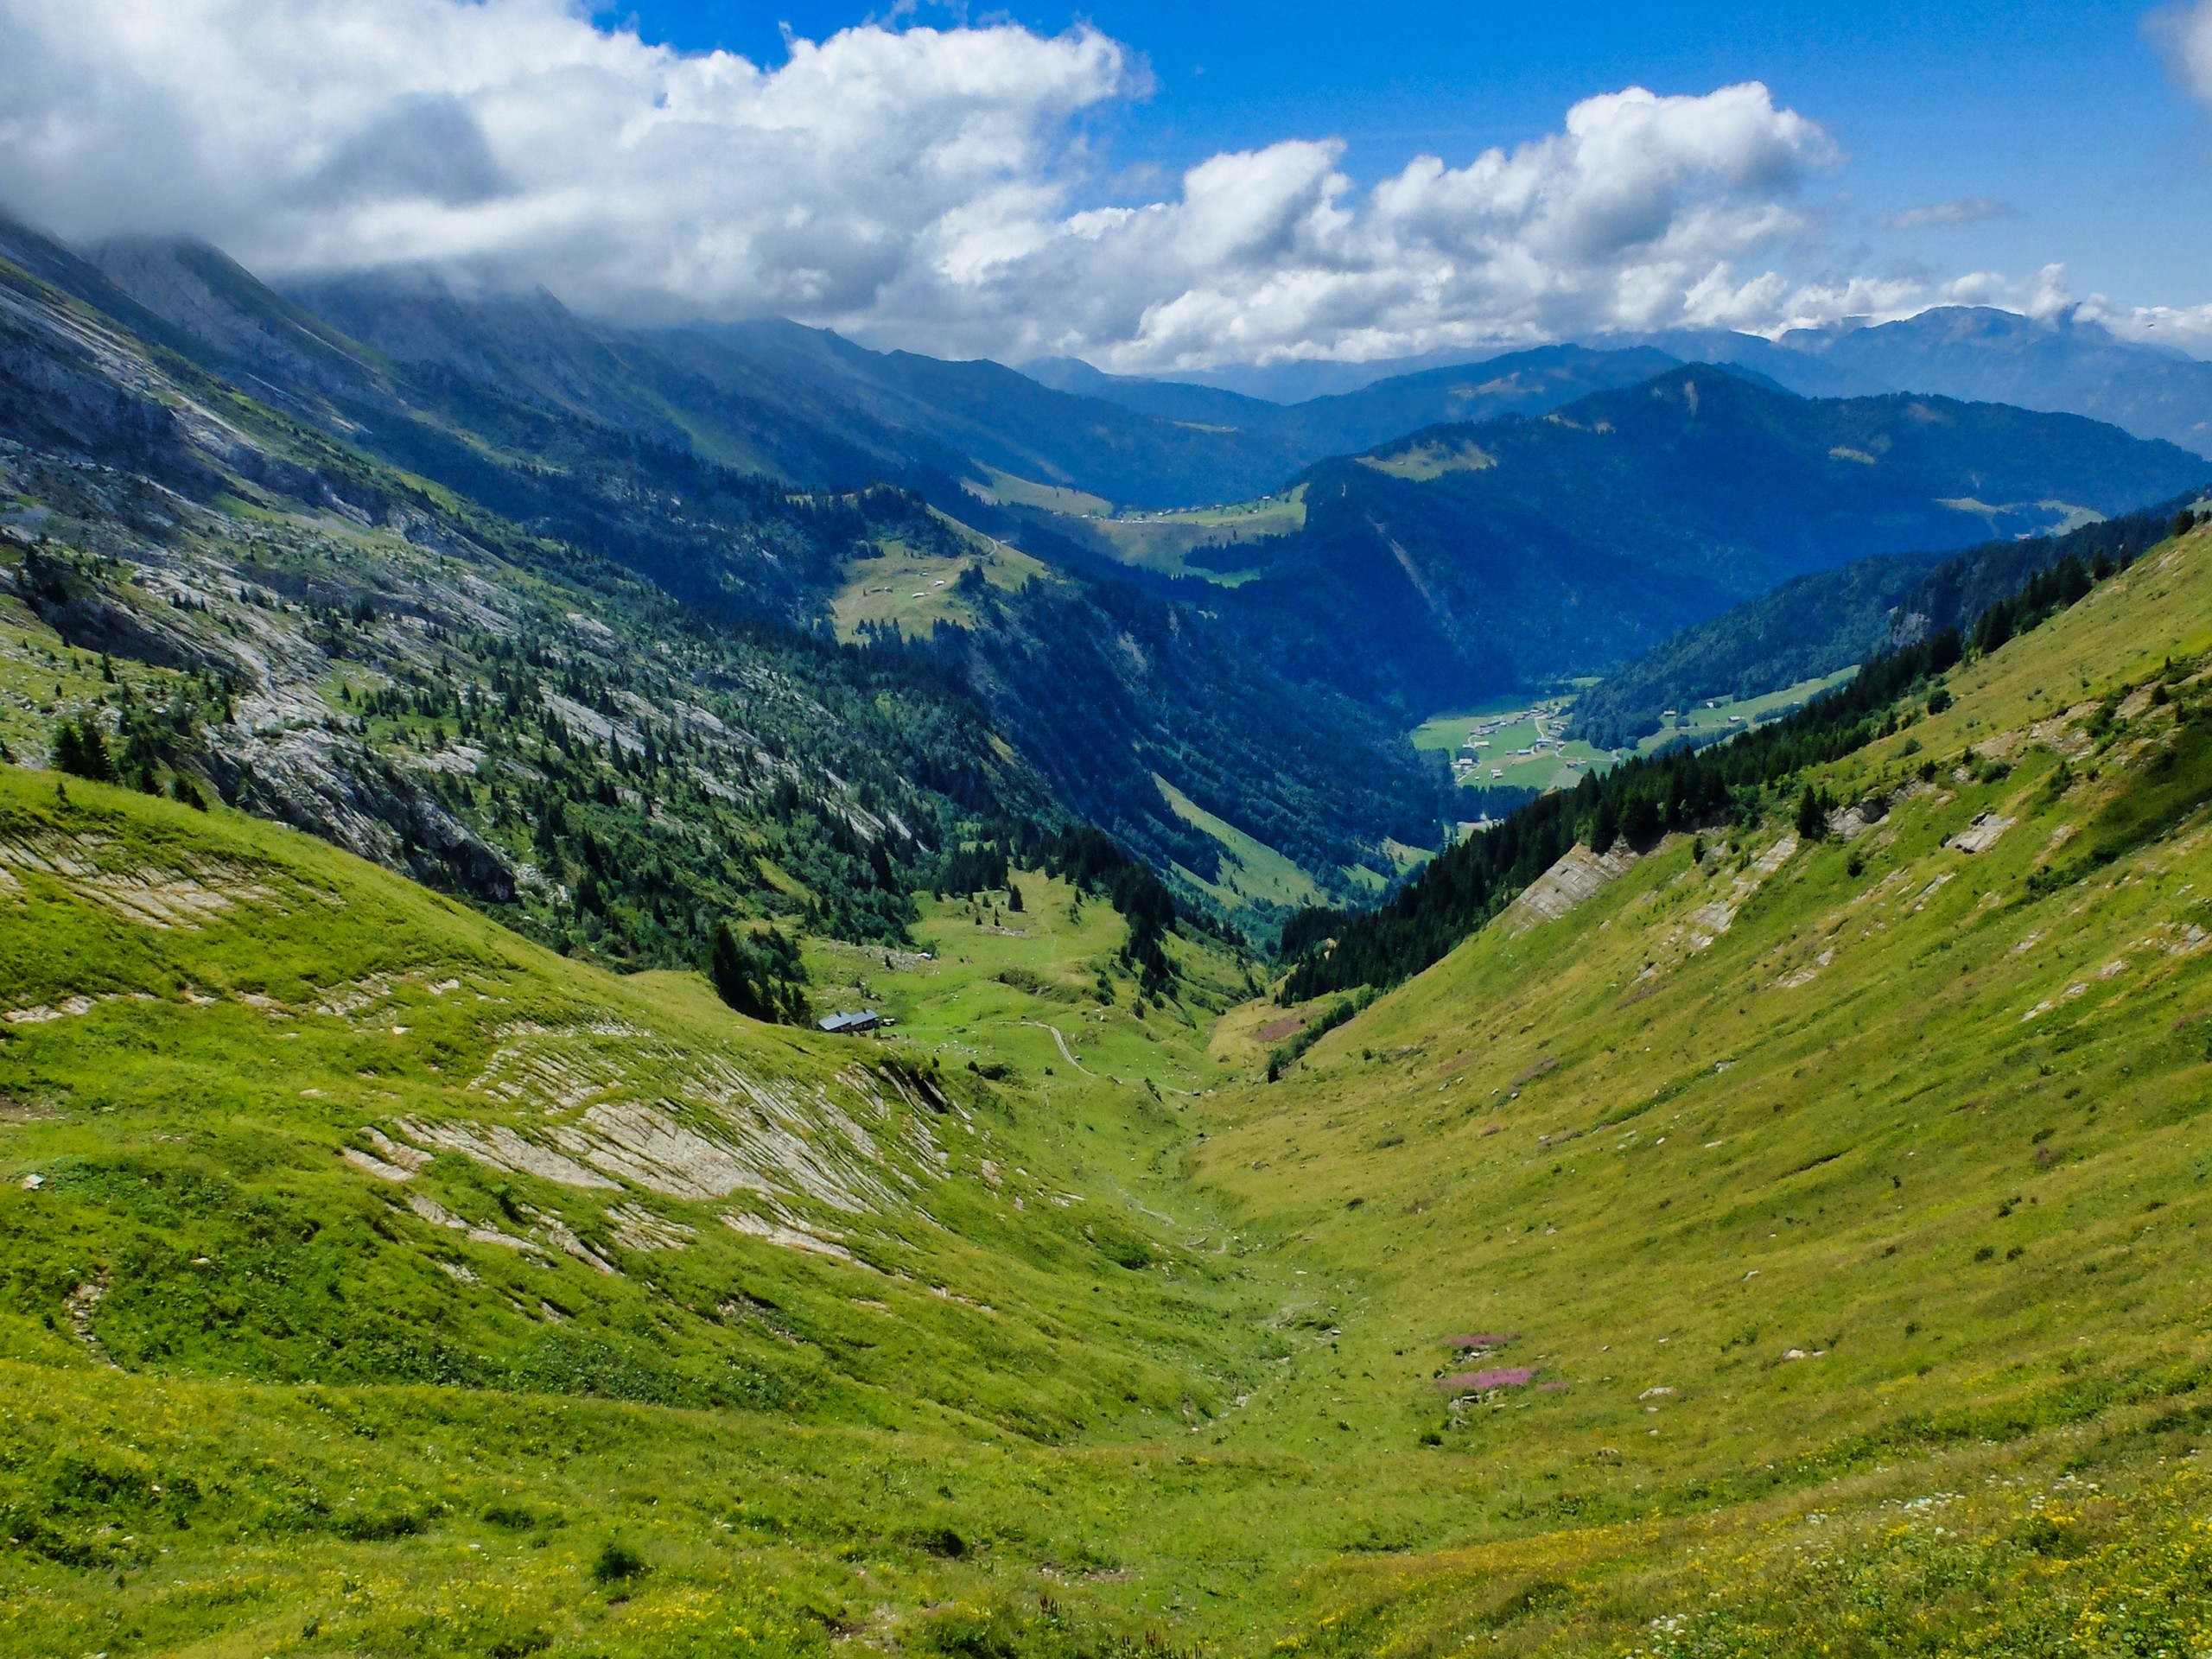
[1049,306,2212,460]
[4,208,2210,925]
[10,444,2212,1657]
[1171,367,2206,717]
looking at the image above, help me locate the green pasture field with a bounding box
[1065,489,1306,583]
[829,523,1048,643]
[959,467,1115,518]
[1414,669,1866,798]
[1637,667,1861,753]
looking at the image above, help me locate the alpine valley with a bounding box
[7,198,2212,1659]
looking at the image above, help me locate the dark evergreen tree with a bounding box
[709,923,811,1027]
[1796,785,1827,841]
[51,715,115,783]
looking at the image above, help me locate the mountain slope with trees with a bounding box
[1195,366,2209,716]
[0,218,1448,918]
[1571,488,2209,747]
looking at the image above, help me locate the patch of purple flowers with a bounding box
[1438,1365,1538,1391]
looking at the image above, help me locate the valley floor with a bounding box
[10,531,2212,1657]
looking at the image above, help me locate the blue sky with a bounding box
[612,0,2212,320]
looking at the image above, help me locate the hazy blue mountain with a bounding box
[1262,345,1691,457]
[283,268,983,490]
[98,245,1312,512]
[1198,366,2210,717]
[1022,344,1688,462]
[1147,346,1512,403]
[1652,308,2212,456]
[1020,356,1285,427]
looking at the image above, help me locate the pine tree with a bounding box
[52,715,115,783]
[709,922,774,1022]
[1796,784,1827,841]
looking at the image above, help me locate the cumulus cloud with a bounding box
[0,0,1137,324]
[0,0,1891,365]
[1878,197,2016,230]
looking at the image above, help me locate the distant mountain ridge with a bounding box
[1032,306,2212,462]
[1025,344,1688,469]
[1189,366,2209,718]
[1649,307,2212,457]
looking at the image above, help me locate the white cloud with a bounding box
[1878,197,2016,230]
[1936,264,2077,320]
[1928,260,2212,353]
[0,0,1958,367]
[0,0,1133,323]
[2153,0,2212,105]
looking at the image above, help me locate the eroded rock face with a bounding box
[15,549,227,672]
[442,1023,941,1216]
[1503,843,1642,936]
[212,727,514,903]
[346,1029,957,1268]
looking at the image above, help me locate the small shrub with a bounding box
[591,1539,645,1585]
[336,1509,427,1541]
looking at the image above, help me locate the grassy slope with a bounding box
[1148,775,1331,918]
[1413,672,1861,799]
[828,518,1051,644]
[0,778,1291,1656]
[1183,521,2212,1653]
[1022,489,1308,584]
[10,527,2212,1657]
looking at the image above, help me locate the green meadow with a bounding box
[1634,668,1861,753]
[1070,490,1307,582]
[1414,671,1865,802]
[7,528,2212,1656]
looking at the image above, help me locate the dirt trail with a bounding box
[1025,1020,1093,1076]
